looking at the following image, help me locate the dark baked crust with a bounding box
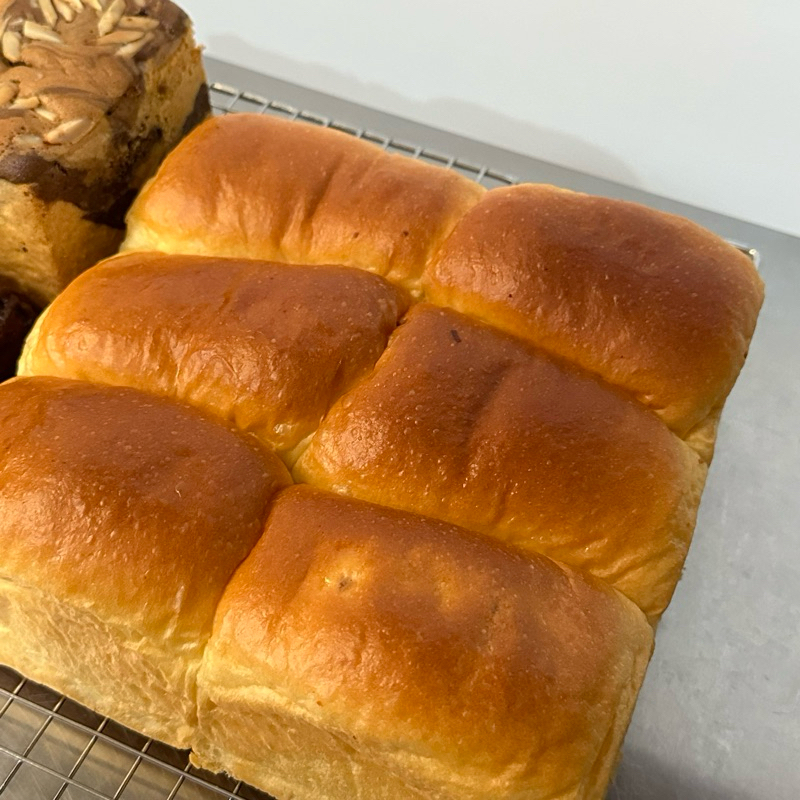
[0,278,37,379]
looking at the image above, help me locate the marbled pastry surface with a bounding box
[0,0,207,304]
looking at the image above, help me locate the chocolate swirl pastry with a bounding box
[0,0,208,305]
[0,277,37,379]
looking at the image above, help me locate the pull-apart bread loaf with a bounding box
[0,0,207,305]
[193,486,653,800]
[3,112,764,800]
[0,376,291,747]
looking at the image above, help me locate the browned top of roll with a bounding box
[0,376,291,644]
[123,113,485,290]
[207,486,653,799]
[423,184,765,435]
[20,252,407,459]
[295,304,706,621]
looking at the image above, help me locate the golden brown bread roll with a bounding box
[193,486,654,800]
[0,376,291,747]
[19,251,408,462]
[295,304,707,622]
[0,0,208,305]
[423,184,764,436]
[123,113,485,293]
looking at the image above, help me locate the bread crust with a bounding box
[124,113,485,293]
[193,486,654,800]
[0,376,291,745]
[296,304,707,621]
[19,252,408,461]
[424,184,764,435]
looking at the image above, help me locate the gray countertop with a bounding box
[206,56,800,800]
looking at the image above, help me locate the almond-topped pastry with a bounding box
[0,0,207,305]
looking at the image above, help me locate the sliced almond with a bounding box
[97,28,143,45]
[117,30,152,59]
[118,15,158,31]
[0,82,18,105]
[35,106,58,122]
[64,0,84,11]
[10,95,40,110]
[14,133,42,147]
[23,21,63,43]
[0,18,8,41]
[53,0,75,23]
[97,0,124,36]
[2,31,21,63]
[44,116,94,144]
[39,0,59,27]
[84,0,103,11]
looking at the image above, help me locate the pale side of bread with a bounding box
[123,113,485,294]
[0,0,209,305]
[192,486,654,800]
[0,376,291,747]
[423,183,765,436]
[295,304,708,623]
[19,252,408,463]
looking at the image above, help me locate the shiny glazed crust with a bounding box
[192,486,654,800]
[295,304,707,622]
[123,113,485,293]
[0,376,291,746]
[19,251,408,461]
[125,115,763,436]
[423,183,765,435]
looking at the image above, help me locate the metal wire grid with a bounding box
[207,82,519,190]
[0,666,275,800]
[0,79,762,800]
[207,83,760,267]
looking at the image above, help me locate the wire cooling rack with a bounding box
[0,79,761,800]
[207,82,520,190]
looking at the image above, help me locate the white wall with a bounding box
[183,0,800,237]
